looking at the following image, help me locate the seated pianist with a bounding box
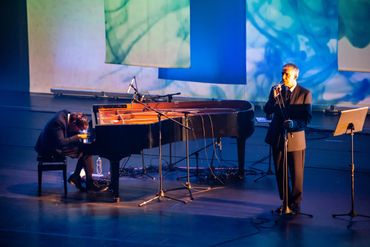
[35,110,108,192]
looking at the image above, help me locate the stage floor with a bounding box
[0,92,369,246]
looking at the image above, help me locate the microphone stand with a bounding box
[274,87,293,215]
[165,112,212,199]
[148,92,181,172]
[281,128,293,215]
[135,97,194,207]
[150,92,181,102]
[272,86,312,217]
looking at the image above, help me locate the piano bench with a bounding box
[37,154,67,197]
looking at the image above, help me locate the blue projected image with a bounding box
[159,0,246,85]
[245,0,370,106]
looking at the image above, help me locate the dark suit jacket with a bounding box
[35,110,80,156]
[264,84,312,151]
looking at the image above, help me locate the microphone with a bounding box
[140,94,145,102]
[127,77,135,93]
[273,82,284,97]
[273,82,284,90]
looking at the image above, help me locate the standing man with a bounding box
[264,63,312,214]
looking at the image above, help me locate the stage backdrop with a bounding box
[27,0,370,106]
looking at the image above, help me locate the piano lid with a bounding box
[92,100,253,126]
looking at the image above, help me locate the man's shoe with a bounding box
[68,174,84,191]
[274,205,298,215]
[274,206,283,214]
[290,203,301,214]
[87,181,109,192]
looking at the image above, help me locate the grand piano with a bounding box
[87,100,254,202]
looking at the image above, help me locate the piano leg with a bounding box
[110,159,120,202]
[237,137,246,179]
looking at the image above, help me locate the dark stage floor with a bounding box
[0,92,370,246]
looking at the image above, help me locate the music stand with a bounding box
[332,106,370,222]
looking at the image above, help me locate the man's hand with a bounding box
[273,84,282,98]
[77,133,88,139]
[283,119,294,129]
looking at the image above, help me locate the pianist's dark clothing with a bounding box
[35,110,79,156]
[264,84,312,207]
[35,110,93,182]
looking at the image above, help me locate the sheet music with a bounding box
[256,117,272,123]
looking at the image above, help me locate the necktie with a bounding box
[286,90,292,104]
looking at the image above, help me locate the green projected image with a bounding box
[338,0,370,72]
[339,0,370,48]
[104,0,190,68]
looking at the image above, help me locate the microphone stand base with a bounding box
[272,205,313,218]
[138,189,188,207]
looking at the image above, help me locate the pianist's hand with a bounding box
[77,133,88,139]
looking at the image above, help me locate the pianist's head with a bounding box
[68,112,89,134]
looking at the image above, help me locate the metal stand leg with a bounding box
[138,150,155,180]
[139,115,187,207]
[166,113,211,200]
[273,131,312,218]
[332,129,370,227]
[175,142,214,180]
[281,132,293,215]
